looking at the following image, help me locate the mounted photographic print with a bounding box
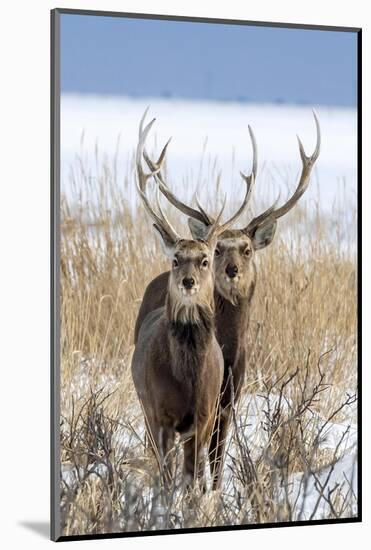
[51,8,361,542]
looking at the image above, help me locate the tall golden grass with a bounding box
[60,148,357,536]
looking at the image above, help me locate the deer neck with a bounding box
[215,262,256,349]
[165,293,215,391]
[165,294,214,350]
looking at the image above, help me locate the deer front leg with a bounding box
[183,435,206,493]
[145,419,175,489]
[158,426,175,489]
[208,405,231,490]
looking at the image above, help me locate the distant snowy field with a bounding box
[61,94,357,214]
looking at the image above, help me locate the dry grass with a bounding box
[59,149,357,537]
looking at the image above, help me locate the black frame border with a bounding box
[51,8,362,542]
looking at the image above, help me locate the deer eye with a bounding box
[201,258,209,268]
[172,258,179,268]
[245,247,252,256]
[214,248,221,256]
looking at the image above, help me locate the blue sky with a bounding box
[61,14,358,106]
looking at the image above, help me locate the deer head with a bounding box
[144,112,321,305]
[135,110,248,321]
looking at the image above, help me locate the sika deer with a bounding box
[131,111,247,490]
[134,112,321,489]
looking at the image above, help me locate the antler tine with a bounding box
[154,184,181,241]
[143,148,211,226]
[136,112,158,191]
[191,170,223,227]
[246,111,321,234]
[217,124,258,232]
[240,125,258,183]
[271,110,320,220]
[135,110,180,242]
[142,138,172,177]
[135,177,180,242]
[206,194,227,242]
[195,192,214,226]
[220,173,255,232]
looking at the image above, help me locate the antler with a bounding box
[245,111,321,235]
[138,110,244,243]
[142,141,211,226]
[135,109,180,243]
[144,123,258,231]
[224,124,257,229]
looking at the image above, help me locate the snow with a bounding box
[61,94,357,213]
[223,392,358,520]
[61,386,357,522]
[288,453,357,520]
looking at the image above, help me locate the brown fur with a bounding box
[134,229,258,489]
[131,239,223,490]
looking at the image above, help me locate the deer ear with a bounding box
[153,223,176,258]
[249,219,277,250]
[187,218,209,240]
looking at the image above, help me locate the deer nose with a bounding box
[226,264,238,278]
[182,277,195,289]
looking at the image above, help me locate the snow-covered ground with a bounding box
[62,360,357,523]
[61,94,357,213]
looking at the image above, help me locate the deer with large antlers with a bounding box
[131,111,247,490]
[134,111,321,490]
